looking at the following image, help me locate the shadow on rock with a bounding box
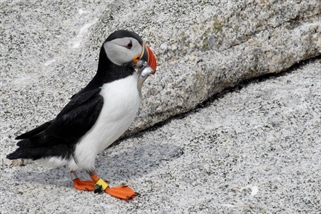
[7,141,184,188]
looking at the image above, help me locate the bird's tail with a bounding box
[7,138,40,160]
[7,143,72,161]
[7,147,43,160]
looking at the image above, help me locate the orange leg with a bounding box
[71,171,138,200]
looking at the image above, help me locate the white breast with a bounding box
[71,73,141,171]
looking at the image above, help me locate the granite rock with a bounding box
[86,0,321,133]
[1,1,321,212]
[1,56,320,214]
[1,1,321,138]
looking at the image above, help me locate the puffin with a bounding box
[7,30,157,200]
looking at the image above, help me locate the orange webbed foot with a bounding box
[91,173,138,200]
[71,172,138,200]
[105,185,138,201]
[73,178,96,191]
[71,171,95,191]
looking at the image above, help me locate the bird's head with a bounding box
[103,30,157,75]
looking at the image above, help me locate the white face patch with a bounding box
[104,37,143,66]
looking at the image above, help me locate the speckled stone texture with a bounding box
[88,0,321,133]
[1,0,321,213]
[1,1,320,137]
[1,58,320,213]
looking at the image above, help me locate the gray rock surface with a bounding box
[89,0,321,133]
[1,57,320,213]
[1,0,320,136]
[1,0,321,213]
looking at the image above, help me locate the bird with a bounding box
[7,29,157,200]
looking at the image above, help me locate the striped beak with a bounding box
[139,43,157,73]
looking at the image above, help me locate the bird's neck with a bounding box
[84,47,135,91]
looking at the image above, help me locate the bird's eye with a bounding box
[126,41,133,49]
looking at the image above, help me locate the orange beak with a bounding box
[145,45,157,72]
[139,44,157,72]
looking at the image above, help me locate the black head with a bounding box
[84,30,157,90]
[100,30,156,71]
[105,30,144,46]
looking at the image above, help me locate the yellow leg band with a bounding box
[96,179,109,190]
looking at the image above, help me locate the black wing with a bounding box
[16,88,104,148]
